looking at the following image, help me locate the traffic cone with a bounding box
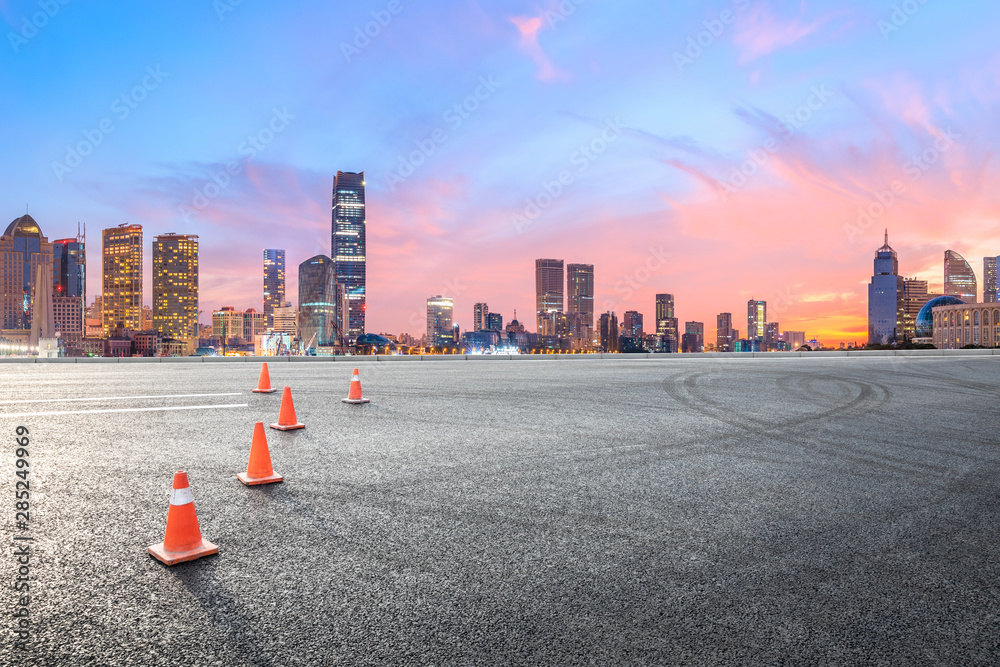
[342,368,370,404]
[238,422,283,486]
[270,386,305,430]
[252,362,277,394]
[148,471,219,566]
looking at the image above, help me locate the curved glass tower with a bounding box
[944,250,977,303]
[2,214,53,331]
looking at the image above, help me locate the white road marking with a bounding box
[0,404,248,418]
[0,393,243,405]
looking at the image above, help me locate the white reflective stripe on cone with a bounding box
[170,487,195,506]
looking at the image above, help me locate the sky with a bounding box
[2,0,999,345]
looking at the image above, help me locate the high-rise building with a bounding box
[474,303,489,332]
[331,171,366,340]
[867,231,904,345]
[272,302,297,336]
[1,214,54,334]
[623,310,643,338]
[535,259,564,335]
[783,331,806,349]
[716,313,735,352]
[901,279,940,340]
[485,312,503,331]
[944,250,977,303]
[427,295,454,346]
[102,223,143,336]
[566,263,595,338]
[684,321,704,352]
[52,233,85,300]
[263,249,285,327]
[242,308,267,343]
[212,307,243,345]
[765,322,780,349]
[984,256,998,303]
[298,255,342,348]
[153,233,199,353]
[655,294,674,332]
[599,312,619,352]
[747,299,767,341]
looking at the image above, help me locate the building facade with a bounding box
[599,312,619,352]
[984,256,998,303]
[932,303,1000,349]
[944,250,977,303]
[331,171,366,340]
[623,310,643,338]
[485,312,503,331]
[473,303,489,332]
[867,232,904,345]
[535,258,564,335]
[263,249,285,327]
[427,295,454,346]
[1,214,53,333]
[747,299,767,341]
[299,255,342,349]
[716,313,734,352]
[566,263,594,339]
[684,321,705,352]
[152,233,199,353]
[102,223,143,336]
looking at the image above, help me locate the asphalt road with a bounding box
[1,356,999,665]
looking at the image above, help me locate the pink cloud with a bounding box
[510,14,568,82]
[733,3,842,64]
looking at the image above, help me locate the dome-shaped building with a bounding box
[915,295,965,339]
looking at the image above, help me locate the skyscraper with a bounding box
[623,310,643,338]
[684,321,704,352]
[474,302,489,332]
[867,231,904,345]
[944,250,977,303]
[331,171,366,340]
[655,293,674,332]
[901,279,940,340]
[102,223,143,336]
[535,259,564,335]
[427,296,454,346]
[716,313,734,352]
[984,256,998,303]
[263,249,285,327]
[599,312,619,352]
[747,299,767,341]
[298,255,343,348]
[153,233,199,353]
[1,214,53,334]
[52,232,85,300]
[566,263,594,338]
[485,312,503,331]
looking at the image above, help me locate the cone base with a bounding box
[269,422,304,431]
[252,388,277,394]
[237,471,284,486]
[148,539,219,566]
[342,398,370,404]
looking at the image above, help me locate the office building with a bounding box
[331,171,366,339]
[985,256,998,303]
[684,321,704,352]
[931,302,1000,349]
[535,259,564,335]
[485,312,503,331]
[655,294,674,332]
[599,312,619,352]
[783,331,806,349]
[567,263,594,338]
[212,307,243,345]
[716,313,735,352]
[623,310,643,338]
[474,303,489,332]
[153,233,199,353]
[102,224,142,336]
[944,250,977,303]
[298,255,343,349]
[765,322,780,349]
[263,249,285,327]
[272,302,297,336]
[1,214,54,335]
[242,308,267,343]
[427,295,454,346]
[747,299,767,341]
[52,233,85,299]
[901,279,940,340]
[867,231,904,345]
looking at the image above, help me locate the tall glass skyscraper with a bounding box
[52,236,85,299]
[716,312,734,352]
[1,214,53,331]
[535,258,564,335]
[263,249,285,327]
[944,250,977,303]
[332,171,366,340]
[473,303,489,332]
[427,296,454,346]
[566,263,594,334]
[153,234,199,352]
[747,299,767,341]
[102,223,143,335]
[655,294,674,333]
[867,231,904,345]
[298,255,342,348]
[984,256,998,303]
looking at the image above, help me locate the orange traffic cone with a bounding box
[342,368,370,404]
[252,362,277,393]
[148,471,219,566]
[238,422,283,485]
[270,386,304,430]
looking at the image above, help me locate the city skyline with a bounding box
[4,2,1000,345]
